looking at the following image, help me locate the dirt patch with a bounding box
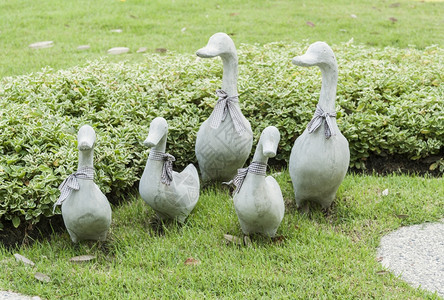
[0,215,64,250]
[350,153,443,177]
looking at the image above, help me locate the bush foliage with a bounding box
[0,41,443,229]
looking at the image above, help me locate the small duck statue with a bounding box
[230,126,284,237]
[54,125,112,243]
[139,117,200,223]
[195,32,253,182]
[289,42,350,211]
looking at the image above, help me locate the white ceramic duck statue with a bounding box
[289,42,350,211]
[230,126,284,237]
[54,125,112,243]
[195,32,253,182]
[139,117,200,223]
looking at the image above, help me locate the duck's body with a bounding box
[289,42,350,210]
[57,125,112,243]
[62,179,111,242]
[139,117,200,223]
[233,126,284,237]
[195,32,253,182]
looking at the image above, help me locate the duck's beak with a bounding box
[143,125,166,147]
[262,140,277,158]
[292,53,317,67]
[77,125,96,150]
[261,126,280,158]
[78,139,94,151]
[143,132,163,148]
[196,46,219,58]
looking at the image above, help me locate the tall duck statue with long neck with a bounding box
[231,126,284,237]
[54,125,112,243]
[139,117,200,223]
[195,32,253,182]
[289,42,350,211]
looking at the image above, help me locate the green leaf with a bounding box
[12,216,20,228]
[429,163,438,171]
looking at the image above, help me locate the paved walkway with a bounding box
[378,219,444,298]
[0,291,40,300]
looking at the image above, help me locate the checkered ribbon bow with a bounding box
[225,162,267,195]
[307,105,337,139]
[149,149,176,185]
[209,89,247,135]
[53,166,94,212]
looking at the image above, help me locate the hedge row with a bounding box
[0,41,443,229]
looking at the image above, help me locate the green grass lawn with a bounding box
[1,172,443,298]
[0,0,443,78]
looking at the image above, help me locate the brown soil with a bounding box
[350,153,443,177]
[0,215,64,250]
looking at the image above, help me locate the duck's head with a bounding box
[292,42,336,69]
[196,32,236,59]
[77,125,96,151]
[144,117,168,147]
[260,126,280,158]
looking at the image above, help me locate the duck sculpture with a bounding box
[289,42,350,211]
[139,117,200,223]
[54,125,112,243]
[230,126,284,237]
[195,32,253,182]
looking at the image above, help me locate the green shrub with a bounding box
[0,41,443,229]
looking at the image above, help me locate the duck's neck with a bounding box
[252,143,268,165]
[246,145,268,188]
[318,62,338,113]
[78,149,94,169]
[220,53,238,98]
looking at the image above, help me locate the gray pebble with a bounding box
[107,47,129,55]
[28,41,53,49]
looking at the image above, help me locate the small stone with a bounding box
[382,189,389,196]
[69,255,96,263]
[350,14,357,18]
[155,48,167,53]
[34,272,50,283]
[29,41,54,49]
[110,29,123,33]
[77,45,90,50]
[14,254,35,266]
[107,47,130,55]
[136,47,148,53]
[181,27,187,33]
